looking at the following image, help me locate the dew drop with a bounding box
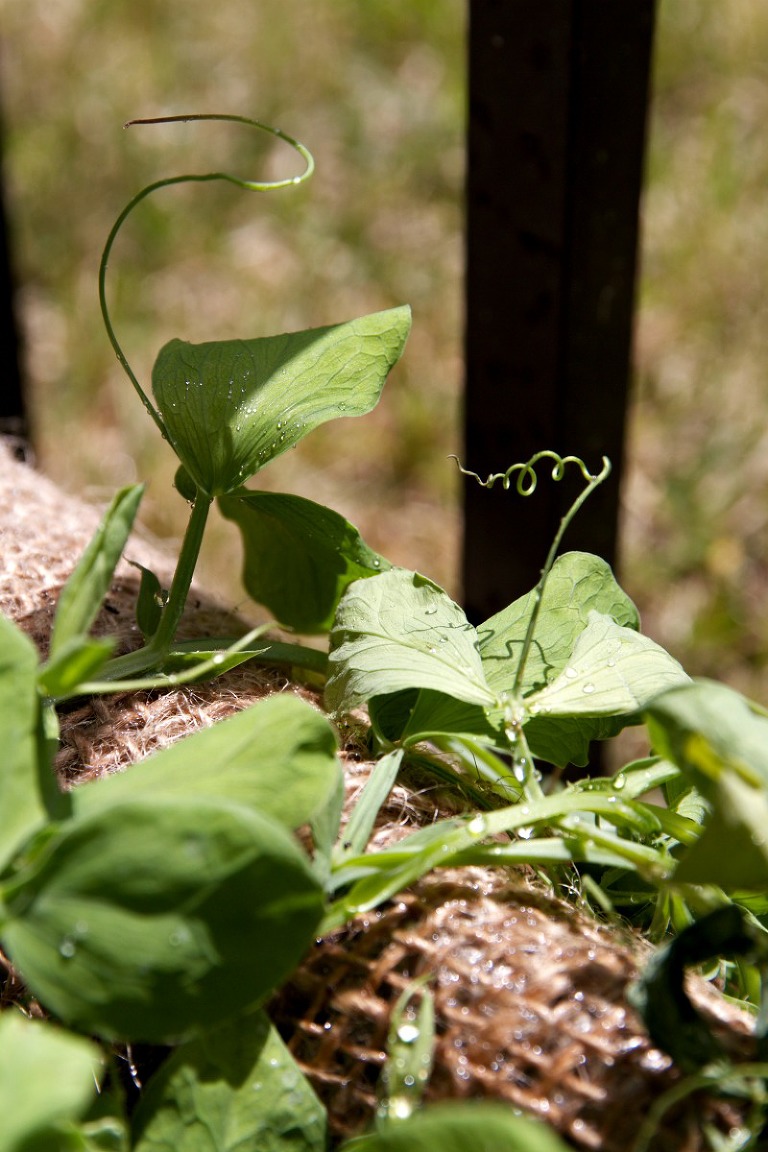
[397,1023,420,1044]
[582,682,596,695]
[59,939,76,959]
[612,773,627,791]
[564,667,578,680]
[424,605,438,616]
[467,815,487,837]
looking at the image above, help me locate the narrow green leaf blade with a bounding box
[49,485,144,656]
[0,614,67,871]
[479,552,640,697]
[219,489,390,633]
[73,694,340,834]
[0,1013,101,1152]
[37,636,115,698]
[341,1103,570,1152]
[132,1010,326,1152]
[326,569,497,715]
[1,797,324,1042]
[152,307,412,496]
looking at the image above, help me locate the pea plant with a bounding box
[2,114,768,1151]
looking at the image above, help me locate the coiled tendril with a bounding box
[98,113,314,439]
[451,450,612,700]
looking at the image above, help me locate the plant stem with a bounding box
[99,494,211,681]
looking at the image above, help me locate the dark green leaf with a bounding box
[130,562,166,640]
[630,905,762,1072]
[132,1010,326,1152]
[1,797,324,1042]
[478,552,639,697]
[0,614,67,871]
[73,694,340,834]
[0,1012,101,1152]
[152,307,411,496]
[49,485,144,656]
[341,1103,570,1152]
[326,570,496,715]
[219,489,390,633]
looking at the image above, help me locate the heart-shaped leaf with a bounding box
[152,307,411,496]
[1,797,324,1042]
[219,489,390,632]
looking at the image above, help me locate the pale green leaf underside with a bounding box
[153,306,411,495]
[526,612,690,717]
[325,569,497,714]
[478,551,639,697]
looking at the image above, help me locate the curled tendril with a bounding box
[451,449,612,699]
[449,450,611,495]
[98,113,315,437]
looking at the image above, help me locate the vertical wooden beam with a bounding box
[463,0,655,623]
[0,100,27,444]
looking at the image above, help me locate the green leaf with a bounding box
[130,562,166,640]
[522,712,629,770]
[37,636,116,698]
[325,569,497,715]
[0,614,67,871]
[73,694,340,833]
[525,612,689,717]
[629,905,762,1073]
[646,682,768,889]
[1,797,324,1042]
[0,1012,101,1152]
[478,552,639,697]
[672,773,768,888]
[341,1103,570,1152]
[646,679,768,793]
[218,489,390,633]
[49,485,144,657]
[152,307,412,496]
[132,1009,326,1152]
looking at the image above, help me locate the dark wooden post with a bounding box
[0,101,27,445]
[463,0,656,623]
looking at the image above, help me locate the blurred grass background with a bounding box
[3,3,768,699]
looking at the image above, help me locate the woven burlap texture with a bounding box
[0,441,754,1150]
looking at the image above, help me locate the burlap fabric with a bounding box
[0,441,755,1149]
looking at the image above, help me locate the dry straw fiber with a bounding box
[0,440,755,1150]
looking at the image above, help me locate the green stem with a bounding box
[99,494,211,681]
